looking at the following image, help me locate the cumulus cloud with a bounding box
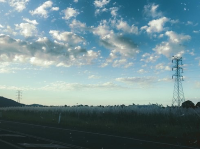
[0,34,99,67]
[69,19,87,32]
[153,31,191,57]
[110,7,118,17]
[8,0,29,12]
[49,30,85,45]
[116,20,138,34]
[29,1,53,18]
[193,30,200,34]
[51,7,59,11]
[93,22,139,57]
[94,0,110,15]
[144,3,162,18]
[141,17,169,33]
[15,23,37,37]
[100,34,139,57]
[155,63,171,71]
[140,53,159,63]
[94,0,110,8]
[92,20,139,67]
[62,7,79,20]
[23,18,38,25]
[3,26,17,36]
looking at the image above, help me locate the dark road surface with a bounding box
[0,120,199,149]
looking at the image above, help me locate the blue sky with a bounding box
[0,0,200,106]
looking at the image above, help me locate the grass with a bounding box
[0,105,200,140]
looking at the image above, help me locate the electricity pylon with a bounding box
[172,56,185,107]
[16,90,22,103]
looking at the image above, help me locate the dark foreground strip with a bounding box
[0,138,24,149]
[0,127,88,149]
[0,120,199,149]
[19,143,69,148]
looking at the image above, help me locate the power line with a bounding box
[172,56,185,107]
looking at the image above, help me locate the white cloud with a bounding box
[193,30,200,34]
[23,18,38,25]
[51,7,59,11]
[29,1,53,18]
[0,0,5,2]
[116,76,157,87]
[112,59,133,68]
[88,75,101,79]
[74,0,78,2]
[124,62,133,68]
[0,81,124,91]
[0,62,12,73]
[116,20,138,34]
[140,53,159,63]
[62,7,79,20]
[3,26,17,36]
[0,34,99,67]
[158,77,172,82]
[93,21,139,57]
[141,17,169,33]
[40,81,124,91]
[165,31,191,44]
[69,19,87,32]
[155,63,171,71]
[153,31,191,57]
[100,33,139,57]
[15,23,37,37]
[110,7,118,17]
[94,0,110,15]
[94,0,110,8]
[144,3,162,18]
[9,0,29,12]
[137,69,147,74]
[93,20,139,67]
[186,21,193,25]
[49,30,85,45]
[170,19,179,24]
[158,34,164,38]
[0,24,4,28]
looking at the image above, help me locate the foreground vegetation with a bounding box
[0,105,200,140]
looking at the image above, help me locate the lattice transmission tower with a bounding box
[172,56,185,107]
[16,90,22,103]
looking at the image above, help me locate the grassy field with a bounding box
[0,105,200,140]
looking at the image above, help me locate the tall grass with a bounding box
[0,105,200,139]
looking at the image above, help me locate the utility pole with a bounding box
[172,56,185,107]
[16,90,22,103]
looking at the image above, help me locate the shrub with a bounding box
[182,100,195,108]
[196,102,200,108]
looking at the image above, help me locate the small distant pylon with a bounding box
[16,90,22,103]
[172,56,185,107]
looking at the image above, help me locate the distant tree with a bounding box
[196,102,200,108]
[182,100,195,108]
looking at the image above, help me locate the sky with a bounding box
[0,0,200,106]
